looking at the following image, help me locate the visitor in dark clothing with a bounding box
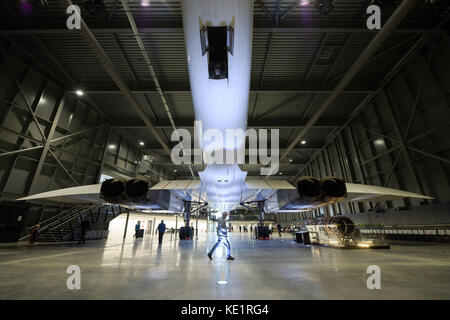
[29,225,40,244]
[78,218,90,244]
[157,220,166,244]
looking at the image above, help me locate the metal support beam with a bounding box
[28,92,66,195]
[0,27,432,35]
[120,0,195,179]
[123,208,129,239]
[0,44,79,186]
[279,0,420,163]
[280,0,299,20]
[256,0,273,21]
[252,33,274,121]
[304,33,329,82]
[258,201,265,227]
[255,93,304,121]
[274,0,282,27]
[184,201,192,228]
[58,0,171,158]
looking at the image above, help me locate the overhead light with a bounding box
[300,0,310,5]
[279,172,283,175]
[289,159,293,162]
[174,169,177,173]
[108,144,116,150]
[315,0,335,15]
[301,140,307,145]
[140,0,151,6]
[76,90,84,96]
[139,141,145,146]
[216,280,228,285]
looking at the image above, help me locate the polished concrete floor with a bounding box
[0,231,450,299]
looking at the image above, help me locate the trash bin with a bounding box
[295,232,303,243]
[302,231,310,245]
[179,227,194,240]
[296,231,310,245]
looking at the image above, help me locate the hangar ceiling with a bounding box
[0,0,449,194]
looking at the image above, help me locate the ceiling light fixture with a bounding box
[301,140,307,145]
[139,141,145,146]
[75,90,84,96]
[140,0,151,6]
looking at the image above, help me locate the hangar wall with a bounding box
[0,38,173,231]
[0,38,173,202]
[298,35,450,218]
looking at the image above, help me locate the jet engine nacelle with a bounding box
[297,176,322,202]
[320,177,347,203]
[100,178,184,212]
[100,178,127,203]
[263,176,347,212]
[125,178,152,204]
[319,216,355,236]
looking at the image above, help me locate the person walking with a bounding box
[277,223,282,237]
[78,217,90,245]
[157,220,166,244]
[208,212,234,261]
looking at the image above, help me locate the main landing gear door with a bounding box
[200,26,234,80]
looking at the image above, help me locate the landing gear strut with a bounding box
[240,201,270,240]
[179,201,208,240]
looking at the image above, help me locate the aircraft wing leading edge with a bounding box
[17,179,433,214]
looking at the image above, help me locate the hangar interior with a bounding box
[0,0,449,299]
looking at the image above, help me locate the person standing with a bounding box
[78,217,90,244]
[239,226,242,233]
[28,224,40,244]
[277,223,282,237]
[208,212,234,261]
[157,220,166,244]
[134,221,141,238]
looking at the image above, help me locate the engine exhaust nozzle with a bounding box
[125,179,150,203]
[100,178,126,203]
[320,177,347,200]
[297,176,321,200]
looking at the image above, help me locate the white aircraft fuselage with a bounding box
[181,0,253,211]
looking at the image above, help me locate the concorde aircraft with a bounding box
[18,0,433,216]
